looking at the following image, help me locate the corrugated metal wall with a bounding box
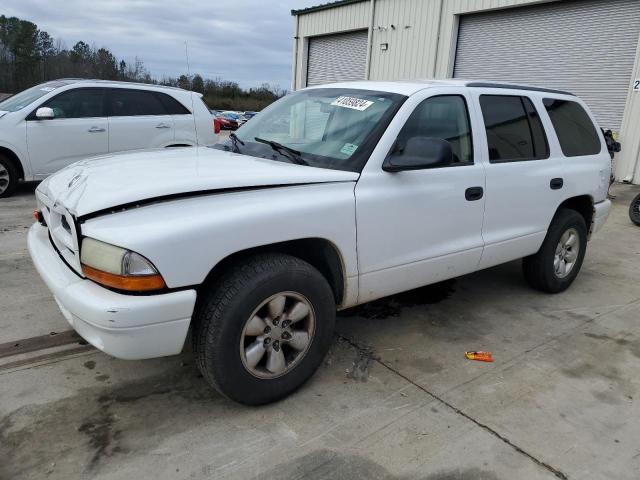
[453,0,640,131]
[292,0,640,181]
[307,30,369,86]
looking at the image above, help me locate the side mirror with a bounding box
[35,107,55,120]
[383,137,453,172]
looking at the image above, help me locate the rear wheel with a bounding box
[193,253,335,405]
[0,155,19,198]
[523,209,587,293]
[629,193,640,226]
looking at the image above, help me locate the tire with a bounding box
[193,253,336,405]
[522,208,587,293]
[629,193,640,226]
[0,155,19,198]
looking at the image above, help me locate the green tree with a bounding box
[191,73,204,93]
[177,74,191,90]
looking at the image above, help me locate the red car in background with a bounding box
[211,111,239,130]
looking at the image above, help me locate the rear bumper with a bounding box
[27,223,197,360]
[591,199,611,236]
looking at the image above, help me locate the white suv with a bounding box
[0,79,217,197]
[28,80,612,404]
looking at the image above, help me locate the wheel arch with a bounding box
[0,146,25,180]
[198,238,347,307]
[556,195,595,237]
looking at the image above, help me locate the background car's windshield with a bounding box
[220,88,405,172]
[0,81,67,112]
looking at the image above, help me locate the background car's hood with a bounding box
[37,146,358,217]
[0,111,8,118]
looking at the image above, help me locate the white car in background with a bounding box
[0,79,217,197]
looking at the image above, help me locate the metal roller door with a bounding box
[306,30,368,87]
[454,0,640,131]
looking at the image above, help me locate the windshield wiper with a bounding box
[254,137,308,166]
[229,132,245,153]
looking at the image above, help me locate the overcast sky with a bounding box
[2,0,319,89]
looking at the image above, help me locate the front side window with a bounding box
[393,95,473,167]
[480,95,549,162]
[41,88,106,119]
[543,99,601,157]
[109,89,167,116]
[216,88,406,172]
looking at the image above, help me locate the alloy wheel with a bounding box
[554,227,580,278]
[239,291,315,379]
[0,164,10,195]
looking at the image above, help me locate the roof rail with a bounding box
[466,82,574,96]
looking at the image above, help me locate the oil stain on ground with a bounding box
[0,364,225,479]
[261,448,501,480]
[340,280,456,320]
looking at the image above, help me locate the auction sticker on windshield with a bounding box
[331,96,374,111]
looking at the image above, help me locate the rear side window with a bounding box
[543,99,601,157]
[109,89,167,116]
[480,95,549,162]
[156,92,190,114]
[42,88,106,119]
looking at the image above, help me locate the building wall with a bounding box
[293,0,640,182]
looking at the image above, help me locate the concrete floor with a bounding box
[1,183,639,480]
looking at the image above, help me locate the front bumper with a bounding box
[591,199,612,236]
[27,223,197,360]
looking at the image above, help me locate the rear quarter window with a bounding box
[543,99,601,157]
[156,92,191,114]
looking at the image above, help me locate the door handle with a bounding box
[155,123,171,129]
[550,178,564,190]
[88,126,105,133]
[465,186,484,201]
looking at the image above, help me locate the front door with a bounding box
[26,88,108,176]
[355,90,486,303]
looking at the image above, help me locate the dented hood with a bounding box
[37,146,358,217]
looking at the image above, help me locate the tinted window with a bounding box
[109,89,167,116]
[156,92,190,114]
[480,95,549,162]
[42,88,106,119]
[543,99,601,157]
[395,95,473,166]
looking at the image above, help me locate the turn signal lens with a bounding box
[33,209,46,226]
[80,237,166,292]
[81,264,166,292]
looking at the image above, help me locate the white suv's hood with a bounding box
[37,146,358,217]
[0,110,8,118]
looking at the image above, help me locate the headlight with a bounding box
[80,238,166,292]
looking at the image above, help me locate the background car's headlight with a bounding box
[80,238,166,292]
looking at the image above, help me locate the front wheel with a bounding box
[193,253,335,405]
[0,155,19,198]
[523,209,587,293]
[629,193,640,226]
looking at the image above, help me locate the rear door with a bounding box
[26,87,108,176]
[471,90,563,269]
[156,91,199,145]
[107,88,175,152]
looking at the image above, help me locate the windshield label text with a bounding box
[331,96,374,111]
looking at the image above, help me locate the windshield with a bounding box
[0,81,68,112]
[215,88,406,172]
